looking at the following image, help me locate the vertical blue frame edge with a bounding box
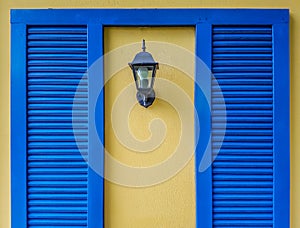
[273,21,290,228]
[195,22,213,228]
[11,23,27,228]
[10,9,290,228]
[87,23,105,228]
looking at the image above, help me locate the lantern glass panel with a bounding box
[134,65,154,90]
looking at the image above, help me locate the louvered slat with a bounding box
[212,26,273,228]
[27,26,88,227]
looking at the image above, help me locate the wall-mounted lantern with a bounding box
[128,40,159,108]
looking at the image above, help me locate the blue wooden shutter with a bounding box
[27,25,89,227]
[11,23,103,228]
[196,18,289,228]
[212,25,274,228]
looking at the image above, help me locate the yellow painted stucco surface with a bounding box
[1,1,300,228]
[104,27,195,227]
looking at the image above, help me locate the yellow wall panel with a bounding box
[1,1,300,228]
[104,27,195,228]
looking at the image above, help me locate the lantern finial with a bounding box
[142,39,146,52]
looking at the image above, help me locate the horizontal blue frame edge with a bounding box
[11,9,289,25]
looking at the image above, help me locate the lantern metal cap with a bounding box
[128,40,159,69]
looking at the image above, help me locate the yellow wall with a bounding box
[1,1,300,228]
[104,27,195,227]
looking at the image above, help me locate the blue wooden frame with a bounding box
[195,23,213,228]
[11,23,27,228]
[87,23,105,228]
[11,9,289,228]
[273,22,290,226]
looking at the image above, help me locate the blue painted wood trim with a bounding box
[195,23,212,228]
[11,23,27,228]
[88,23,105,228]
[273,21,290,228]
[11,9,289,25]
